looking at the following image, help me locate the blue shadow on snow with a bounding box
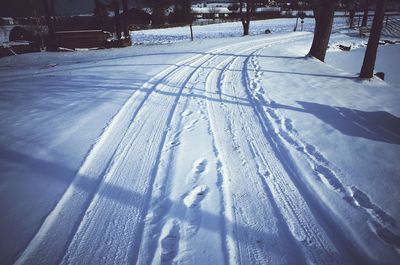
[294,101,400,145]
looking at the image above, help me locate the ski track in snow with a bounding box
[13,36,298,265]
[137,34,327,265]
[205,39,348,265]
[14,46,219,265]
[246,47,400,255]
[246,49,400,264]
[12,32,400,265]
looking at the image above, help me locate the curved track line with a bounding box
[203,36,306,264]
[13,50,213,265]
[206,37,346,264]
[246,46,400,263]
[14,33,311,265]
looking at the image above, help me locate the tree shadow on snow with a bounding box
[0,145,287,263]
[292,101,400,145]
[0,142,370,264]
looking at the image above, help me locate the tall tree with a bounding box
[308,0,335,62]
[171,0,192,24]
[348,0,356,29]
[239,0,255,36]
[359,0,386,78]
[42,0,55,35]
[147,0,171,25]
[94,0,108,30]
[122,0,130,39]
[361,0,371,27]
[113,0,121,40]
[237,0,269,36]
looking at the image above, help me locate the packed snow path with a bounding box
[6,33,400,265]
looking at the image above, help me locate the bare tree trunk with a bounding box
[243,21,249,35]
[362,0,370,27]
[240,1,246,35]
[113,0,121,40]
[308,0,335,62]
[122,0,129,39]
[294,16,299,31]
[360,0,386,79]
[94,0,105,30]
[240,0,253,36]
[43,0,54,35]
[190,22,193,41]
[349,8,355,29]
[50,0,57,32]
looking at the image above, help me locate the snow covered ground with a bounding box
[131,17,348,44]
[327,33,400,87]
[1,18,400,265]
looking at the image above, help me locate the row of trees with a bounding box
[94,0,130,41]
[45,0,387,78]
[234,0,388,79]
[239,0,388,78]
[130,0,387,78]
[146,0,193,25]
[308,0,386,78]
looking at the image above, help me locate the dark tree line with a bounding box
[343,0,375,28]
[144,0,192,25]
[92,0,130,41]
[3,0,390,77]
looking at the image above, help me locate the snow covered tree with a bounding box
[359,0,386,79]
[308,0,335,62]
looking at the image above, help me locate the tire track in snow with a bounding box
[134,36,305,265]
[57,37,279,265]
[135,49,229,265]
[13,49,216,265]
[241,55,345,265]
[246,48,400,261]
[184,37,311,265]
[205,35,314,265]
[59,51,219,265]
[13,34,311,265]
[61,38,275,263]
[205,34,368,264]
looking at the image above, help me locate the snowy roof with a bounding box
[192,7,231,14]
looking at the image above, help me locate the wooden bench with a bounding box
[359,26,371,37]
